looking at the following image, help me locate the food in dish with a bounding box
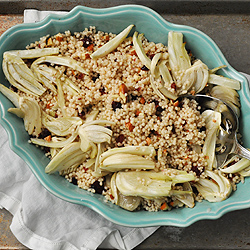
[1,24,249,212]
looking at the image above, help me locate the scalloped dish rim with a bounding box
[0,4,250,227]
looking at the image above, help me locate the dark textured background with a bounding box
[0,1,250,249]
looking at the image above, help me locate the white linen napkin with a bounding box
[0,124,158,250]
[0,9,159,250]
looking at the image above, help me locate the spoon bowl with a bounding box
[182,94,250,167]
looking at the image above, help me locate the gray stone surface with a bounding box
[136,207,250,249]
[1,1,250,249]
[0,208,28,249]
[0,0,250,15]
[161,14,250,75]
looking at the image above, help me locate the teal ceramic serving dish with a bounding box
[0,5,250,227]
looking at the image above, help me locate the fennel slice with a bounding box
[12,63,46,91]
[220,157,250,174]
[238,164,250,177]
[208,74,241,90]
[8,107,25,118]
[99,146,156,163]
[0,83,20,108]
[158,86,178,100]
[91,24,134,59]
[55,78,67,117]
[5,48,59,59]
[158,62,174,87]
[32,66,57,93]
[102,153,155,166]
[8,63,45,96]
[64,77,81,94]
[150,53,162,77]
[30,130,78,148]
[133,31,151,69]
[149,75,167,100]
[53,150,86,174]
[168,31,191,76]
[110,172,142,211]
[4,53,46,93]
[202,110,221,170]
[45,142,81,173]
[115,171,172,198]
[174,182,195,208]
[101,153,155,172]
[2,59,37,96]
[33,55,88,75]
[19,97,42,136]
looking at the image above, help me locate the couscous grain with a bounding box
[2,25,244,212]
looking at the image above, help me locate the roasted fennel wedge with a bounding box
[113,170,195,199]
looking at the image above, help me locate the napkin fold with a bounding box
[24,9,68,23]
[0,124,158,250]
[0,9,159,250]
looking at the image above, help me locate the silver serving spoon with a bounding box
[182,94,250,167]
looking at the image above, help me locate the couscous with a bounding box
[0,24,247,212]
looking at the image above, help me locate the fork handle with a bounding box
[234,141,250,161]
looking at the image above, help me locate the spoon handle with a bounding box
[234,141,250,161]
